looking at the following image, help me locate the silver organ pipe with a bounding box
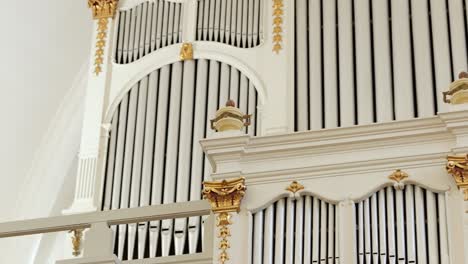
[391,0,414,120]
[274,199,286,264]
[448,0,468,79]
[114,1,183,64]
[294,197,304,264]
[251,196,339,263]
[323,0,338,129]
[356,185,448,264]
[196,0,264,47]
[118,87,138,259]
[285,197,295,264]
[372,0,393,123]
[174,60,196,255]
[127,78,148,260]
[188,59,209,254]
[102,60,260,260]
[294,0,468,130]
[338,0,355,127]
[263,205,274,264]
[411,0,435,118]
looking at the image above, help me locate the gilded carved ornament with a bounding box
[286,181,304,194]
[203,177,246,264]
[272,0,284,54]
[443,71,468,104]
[87,0,119,75]
[69,229,84,257]
[446,154,468,201]
[388,169,409,190]
[180,43,194,61]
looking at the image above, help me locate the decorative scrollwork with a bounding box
[446,154,468,200]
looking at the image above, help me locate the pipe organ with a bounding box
[115,1,184,64]
[58,0,468,263]
[355,185,449,264]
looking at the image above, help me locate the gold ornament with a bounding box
[203,177,246,264]
[388,169,409,183]
[272,0,284,54]
[69,229,84,257]
[286,180,304,194]
[180,43,194,61]
[446,154,468,200]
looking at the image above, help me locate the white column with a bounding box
[65,17,116,215]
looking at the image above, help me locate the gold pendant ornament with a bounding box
[446,154,468,200]
[69,229,84,257]
[272,0,284,54]
[203,177,246,264]
[87,0,119,75]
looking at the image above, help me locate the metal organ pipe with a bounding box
[127,79,148,260]
[372,0,393,123]
[174,60,196,255]
[338,0,355,127]
[294,197,304,264]
[411,0,435,118]
[114,1,183,64]
[323,0,338,129]
[196,0,264,47]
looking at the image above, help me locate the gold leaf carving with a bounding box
[388,169,409,183]
[203,178,246,264]
[272,0,284,54]
[447,154,468,200]
[286,180,304,194]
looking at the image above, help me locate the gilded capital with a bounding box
[203,177,246,215]
[446,154,468,200]
[88,0,119,19]
[203,177,246,264]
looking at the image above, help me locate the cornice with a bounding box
[201,111,468,185]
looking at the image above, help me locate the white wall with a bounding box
[0,1,91,220]
[0,0,92,263]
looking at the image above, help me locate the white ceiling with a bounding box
[0,1,92,220]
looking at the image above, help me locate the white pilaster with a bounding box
[65,16,116,214]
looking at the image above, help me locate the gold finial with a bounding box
[180,43,194,61]
[203,177,246,264]
[69,229,84,257]
[211,100,251,132]
[443,71,468,104]
[286,181,304,194]
[446,154,468,200]
[388,169,409,183]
